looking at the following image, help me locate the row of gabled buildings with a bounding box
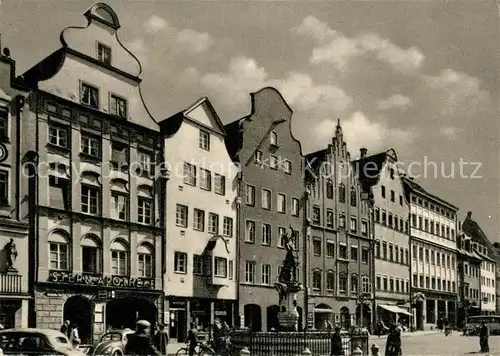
[0,3,498,343]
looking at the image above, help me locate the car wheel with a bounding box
[111,351,123,356]
[175,348,189,356]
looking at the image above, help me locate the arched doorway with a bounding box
[355,303,371,329]
[106,297,157,332]
[63,295,92,344]
[413,292,425,331]
[243,304,262,332]
[266,305,280,331]
[315,303,333,330]
[340,307,350,329]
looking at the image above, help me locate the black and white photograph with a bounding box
[0,0,499,355]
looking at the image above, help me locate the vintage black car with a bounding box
[88,329,135,356]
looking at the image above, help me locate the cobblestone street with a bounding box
[371,332,500,356]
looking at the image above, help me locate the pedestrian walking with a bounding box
[154,324,169,355]
[385,324,402,356]
[330,326,344,356]
[125,320,160,356]
[69,323,81,349]
[479,322,489,353]
[187,322,198,356]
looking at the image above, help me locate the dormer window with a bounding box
[110,94,127,118]
[270,131,278,146]
[80,82,99,109]
[97,42,111,65]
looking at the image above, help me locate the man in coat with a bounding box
[330,326,344,356]
[125,320,161,356]
[154,324,169,355]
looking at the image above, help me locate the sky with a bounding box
[1,0,499,241]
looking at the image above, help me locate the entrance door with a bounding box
[169,309,187,342]
[416,301,424,330]
[63,295,93,344]
[106,297,157,332]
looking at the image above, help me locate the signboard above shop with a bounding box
[47,270,155,290]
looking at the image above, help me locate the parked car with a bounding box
[88,329,135,356]
[0,328,85,356]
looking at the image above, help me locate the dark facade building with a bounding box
[456,232,482,328]
[18,4,164,342]
[304,121,373,330]
[225,87,305,332]
[0,45,30,328]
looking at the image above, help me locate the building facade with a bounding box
[304,122,373,330]
[462,212,497,314]
[360,150,411,325]
[19,4,164,342]
[493,242,500,313]
[0,46,30,328]
[160,98,238,342]
[403,177,458,330]
[456,233,482,327]
[225,87,305,332]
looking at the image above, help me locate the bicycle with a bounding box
[175,341,215,356]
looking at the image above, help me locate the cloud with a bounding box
[176,29,214,54]
[143,15,170,34]
[440,126,458,139]
[198,56,352,116]
[377,94,412,111]
[292,16,424,72]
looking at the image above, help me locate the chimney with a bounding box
[467,211,472,219]
[360,148,367,159]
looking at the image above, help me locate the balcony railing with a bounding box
[0,274,22,294]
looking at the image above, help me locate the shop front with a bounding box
[166,297,236,343]
[36,270,163,343]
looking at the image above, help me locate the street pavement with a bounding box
[370,331,500,356]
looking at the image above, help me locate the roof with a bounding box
[401,176,458,210]
[462,212,493,248]
[352,151,388,191]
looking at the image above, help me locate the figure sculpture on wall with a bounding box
[278,225,299,284]
[4,238,18,270]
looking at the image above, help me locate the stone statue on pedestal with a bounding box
[4,238,18,272]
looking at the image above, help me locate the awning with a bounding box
[314,308,334,313]
[379,304,412,316]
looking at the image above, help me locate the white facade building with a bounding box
[479,258,496,313]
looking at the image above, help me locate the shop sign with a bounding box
[47,271,155,290]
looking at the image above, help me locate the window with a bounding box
[137,244,153,278]
[375,208,380,222]
[326,179,334,199]
[111,141,129,166]
[313,239,322,256]
[351,275,358,293]
[399,195,403,205]
[339,273,347,292]
[419,247,423,261]
[111,192,127,220]
[361,221,368,236]
[350,188,357,206]
[245,220,256,243]
[245,185,255,205]
[49,125,69,148]
[377,276,381,290]
[292,198,300,216]
[382,242,387,259]
[284,160,292,174]
[350,217,357,232]
[208,213,219,234]
[270,131,278,146]
[214,174,225,195]
[381,186,386,198]
[138,197,153,224]
[193,255,210,275]
[49,239,69,270]
[351,246,358,261]
[48,174,69,210]
[383,277,388,291]
[176,204,188,227]
[388,213,393,228]
[277,193,286,213]
[262,223,272,245]
[193,209,205,231]
[375,241,381,258]
[111,241,128,276]
[254,150,263,164]
[261,264,271,285]
[338,184,346,203]
[174,252,187,273]
[80,83,99,109]
[200,169,212,190]
[223,217,233,237]
[270,155,278,169]
[339,244,348,259]
[245,261,255,283]
[389,244,394,261]
[326,210,334,228]
[278,227,287,247]
[97,42,111,64]
[0,110,8,140]
[262,189,271,210]
[382,211,387,225]
[362,248,369,264]
[183,163,196,186]
[313,270,322,290]
[199,130,210,150]
[82,236,101,274]
[390,190,395,202]
[214,257,227,278]
[339,214,346,229]
[81,134,100,157]
[327,242,335,258]
[81,185,100,215]
[390,168,395,179]
[110,94,127,118]
[312,206,320,224]
[327,271,335,291]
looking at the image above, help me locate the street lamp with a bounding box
[361,191,376,333]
